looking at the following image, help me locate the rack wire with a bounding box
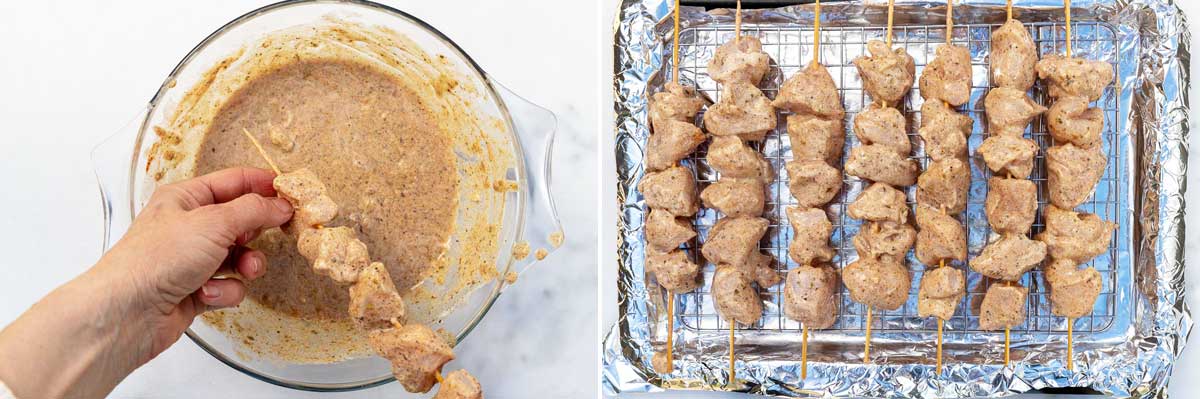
[655,21,1124,337]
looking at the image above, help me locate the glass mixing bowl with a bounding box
[91,0,561,391]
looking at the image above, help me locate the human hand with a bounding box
[0,167,293,398]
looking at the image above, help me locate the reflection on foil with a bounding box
[605,0,1190,397]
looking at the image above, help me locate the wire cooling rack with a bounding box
[657,21,1124,337]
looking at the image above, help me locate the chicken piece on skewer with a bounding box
[1046,143,1107,209]
[843,257,911,311]
[919,44,973,106]
[782,264,839,329]
[919,100,972,162]
[701,178,766,218]
[785,160,842,209]
[785,207,834,266]
[914,205,966,266]
[639,166,699,217]
[853,221,916,263]
[1036,55,1115,102]
[846,144,919,187]
[649,82,706,129]
[971,235,1047,281]
[847,182,909,225]
[433,370,483,399]
[704,81,777,142]
[984,87,1046,137]
[853,40,917,104]
[646,250,701,293]
[349,262,406,330]
[645,209,697,252]
[990,19,1039,91]
[977,134,1038,179]
[1046,96,1104,149]
[916,158,970,215]
[701,216,769,268]
[853,104,911,156]
[787,113,845,165]
[773,62,846,119]
[369,324,455,393]
[274,168,338,234]
[917,266,965,321]
[1036,205,1117,263]
[1044,258,1103,319]
[707,36,770,85]
[298,226,371,285]
[712,265,764,325]
[979,283,1028,330]
[985,177,1037,235]
[647,120,706,172]
[708,136,775,183]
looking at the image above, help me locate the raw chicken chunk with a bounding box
[919,100,972,161]
[985,177,1037,235]
[853,40,916,104]
[979,283,1028,330]
[707,36,771,84]
[970,235,1047,281]
[1046,96,1104,148]
[646,249,701,293]
[645,209,696,252]
[990,19,1038,91]
[914,205,966,266]
[916,158,970,215]
[977,135,1037,179]
[917,266,965,320]
[1046,143,1107,209]
[984,87,1046,137]
[1036,55,1114,101]
[433,370,483,399]
[919,44,973,106]
[847,182,909,225]
[274,168,338,234]
[853,103,911,156]
[786,113,845,165]
[745,250,782,288]
[369,324,455,393]
[704,81,777,142]
[708,136,774,183]
[700,178,766,218]
[639,166,699,217]
[712,265,764,325]
[785,160,842,209]
[1036,205,1116,263]
[646,120,706,172]
[785,207,834,266]
[650,82,706,129]
[843,257,911,311]
[853,221,916,263]
[773,62,846,119]
[782,264,839,329]
[349,262,406,330]
[1044,258,1103,318]
[701,216,769,267]
[845,144,918,187]
[298,226,371,285]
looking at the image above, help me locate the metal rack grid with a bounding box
[656,21,1123,337]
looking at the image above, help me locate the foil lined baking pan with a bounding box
[604,0,1191,397]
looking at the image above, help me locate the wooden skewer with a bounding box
[864,306,873,364]
[945,0,953,45]
[1067,318,1074,370]
[885,0,895,48]
[813,0,821,64]
[1004,326,1011,366]
[241,128,281,175]
[734,0,742,44]
[801,325,810,379]
[729,322,737,383]
[672,0,681,84]
[1065,0,1072,57]
[1007,0,1013,22]
[666,293,675,369]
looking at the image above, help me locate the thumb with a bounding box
[195,193,294,245]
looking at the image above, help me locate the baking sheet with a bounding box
[604,0,1191,397]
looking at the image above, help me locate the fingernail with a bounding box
[201,284,221,299]
[250,257,263,276]
[272,197,293,214]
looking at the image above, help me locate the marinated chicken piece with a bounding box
[701,216,769,268]
[348,262,406,330]
[274,168,338,234]
[786,113,845,165]
[707,36,770,85]
[646,250,701,293]
[919,100,972,161]
[651,351,672,374]
[978,283,1028,330]
[785,207,834,266]
[1036,205,1116,263]
[782,264,839,329]
[773,62,846,119]
[433,370,483,399]
[845,144,919,187]
[984,87,1046,137]
[639,166,699,217]
[919,44,973,106]
[916,158,970,215]
[1044,259,1103,318]
[704,81,776,142]
[708,136,775,182]
[1036,55,1114,101]
[990,19,1038,91]
[650,82,706,129]
[645,209,696,252]
[1046,96,1103,148]
[847,182,909,225]
[712,265,764,325]
[843,257,910,311]
[646,120,706,171]
[970,235,1047,281]
[745,250,782,288]
[700,178,766,218]
[853,104,911,156]
[914,205,966,266]
[298,226,371,285]
[985,177,1037,235]
[785,160,842,209]
[853,221,916,263]
[917,266,965,320]
[853,40,917,104]
[977,135,1037,178]
[369,324,455,393]
[1046,143,1107,209]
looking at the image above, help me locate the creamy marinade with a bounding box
[144,19,513,362]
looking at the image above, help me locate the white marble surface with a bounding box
[0,1,598,398]
[600,1,1198,397]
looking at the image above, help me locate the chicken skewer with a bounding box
[774,0,843,379]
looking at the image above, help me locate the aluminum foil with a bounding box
[604,0,1191,397]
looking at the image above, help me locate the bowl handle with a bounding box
[488,77,564,274]
[91,107,150,253]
